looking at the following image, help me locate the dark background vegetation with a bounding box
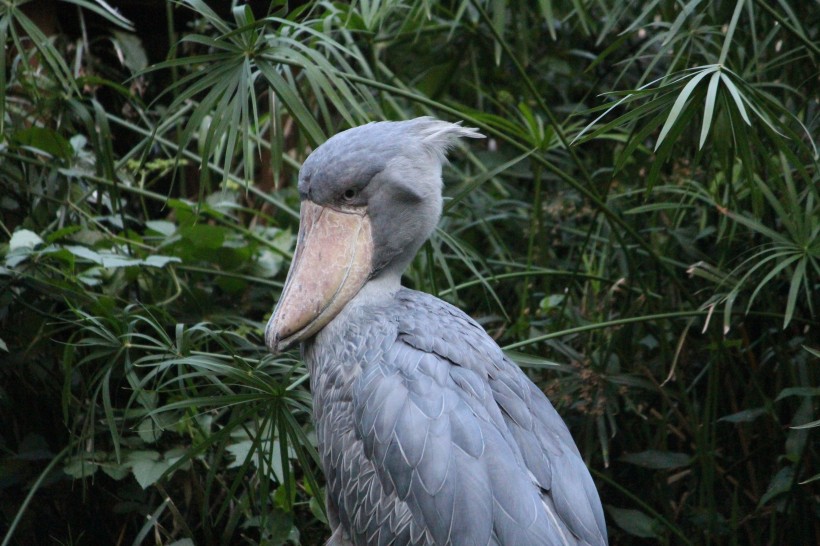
[1,0,817,544]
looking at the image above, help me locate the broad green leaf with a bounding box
[127,450,171,489]
[180,224,226,249]
[110,30,147,73]
[64,456,99,479]
[137,418,163,444]
[13,127,73,159]
[100,461,131,481]
[9,229,43,251]
[607,506,661,539]
[759,467,794,507]
[145,220,177,237]
[143,255,182,267]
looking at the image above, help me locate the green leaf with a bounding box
[137,418,163,444]
[720,73,751,125]
[226,440,255,469]
[719,407,768,423]
[143,255,182,268]
[127,450,172,489]
[256,62,325,145]
[63,246,181,269]
[63,456,99,479]
[775,387,820,401]
[620,450,691,469]
[309,495,328,524]
[607,506,661,538]
[699,69,721,148]
[791,419,820,430]
[799,472,820,485]
[100,460,131,481]
[663,0,703,46]
[783,256,806,328]
[180,224,225,250]
[655,66,718,151]
[61,0,134,30]
[801,345,820,358]
[13,126,73,159]
[110,30,147,72]
[759,467,794,507]
[9,229,43,251]
[145,220,176,237]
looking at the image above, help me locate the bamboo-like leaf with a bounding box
[61,0,134,30]
[570,0,591,35]
[663,0,703,47]
[725,210,791,245]
[621,0,663,35]
[745,251,801,315]
[784,257,807,327]
[181,0,232,35]
[537,0,556,40]
[699,69,721,149]
[655,66,718,151]
[719,0,746,65]
[650,100,698,189]
[720,73,751,125]
[614,108,668,174]
[257,62,325,144]
[445,150,533,213]
[11,8,77,93]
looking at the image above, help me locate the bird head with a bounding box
[265,117,483,353]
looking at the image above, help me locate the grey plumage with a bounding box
[307,289,606,546]
[266,118,608,545]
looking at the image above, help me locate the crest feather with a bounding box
[408,117,485,161]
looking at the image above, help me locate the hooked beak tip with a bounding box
[264,315,284,354]
[265,330,290,355]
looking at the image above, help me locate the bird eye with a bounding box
[342,189,357,201]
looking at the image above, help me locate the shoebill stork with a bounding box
[265,118,608,546]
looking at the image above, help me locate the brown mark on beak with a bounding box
[265,200,373,353]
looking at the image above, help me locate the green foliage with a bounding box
[1,0,818,545]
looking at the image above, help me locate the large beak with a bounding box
[265,200,373,353]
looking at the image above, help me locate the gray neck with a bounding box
[306,273,401,374]
[312,273,401,351]
[350,273,401,309]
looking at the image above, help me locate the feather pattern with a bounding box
[305,288,608,546]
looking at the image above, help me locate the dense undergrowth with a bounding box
[1,0,817,544]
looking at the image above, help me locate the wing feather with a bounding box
[321,287,607,545]
[391,289,608,545]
